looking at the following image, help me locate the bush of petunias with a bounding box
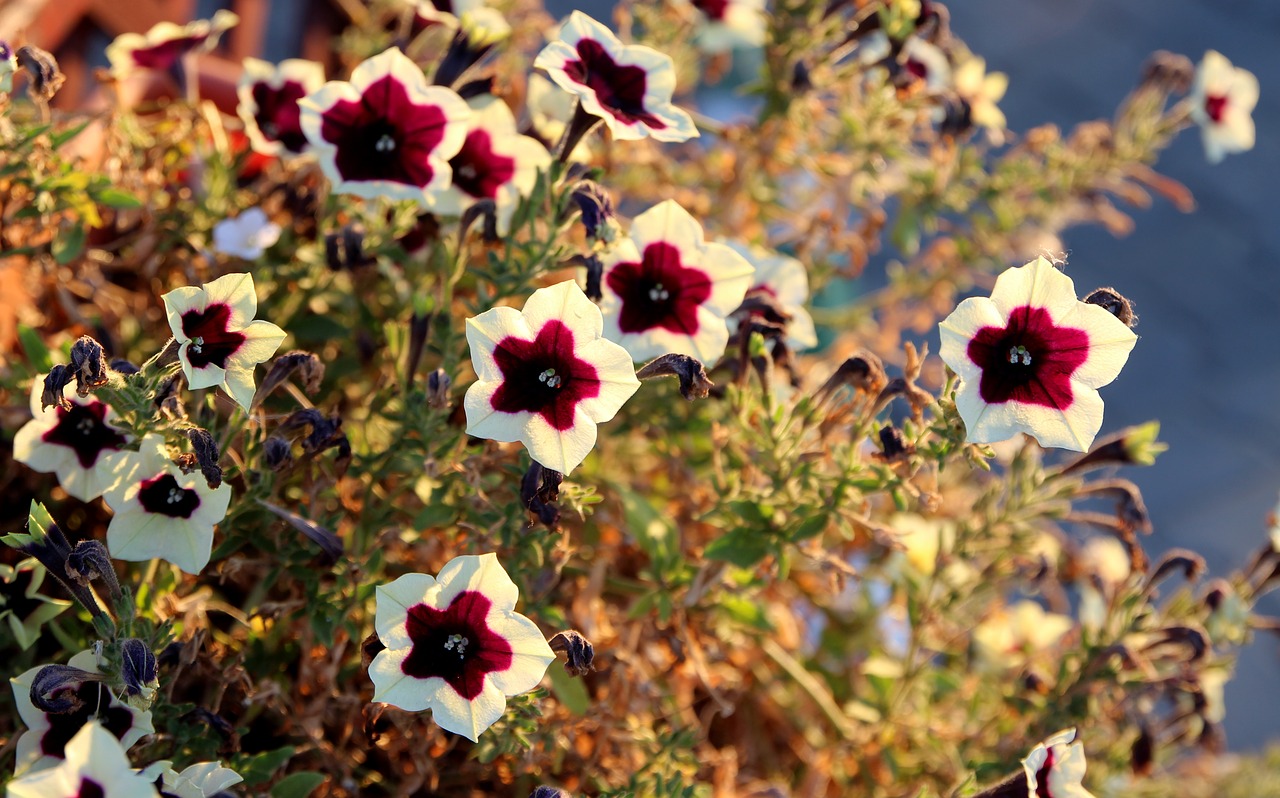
[0,2,1271,796]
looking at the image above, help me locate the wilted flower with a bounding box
[972,600,1074,668]
[724,242,818,352]
[682,0,767,54]
[1188,50,1257,164]
[534,11,698,142]
[465,280,640,474]
[299,47,470,203]
[369,553,556,741]
[211,208,281,260]
[1022,728,1097,798]
[161,272,288,412]
[237,58,326,157]
[0,561,72,651]
[938,256,1138,451]
[102,434,232,574]
[105,10,238,78]
[427,95,551,234]
[7,722,160,798]
[11,650,154,774]
[13,376,132,502]
[600,200,755,364]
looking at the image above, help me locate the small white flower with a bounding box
[1189,50,1258,164]
[465,280,641,474]
[211,208,281,260]
[161,272,287,411]
[1021,728,1096,798]
[680,0,767,54]
[724,241,819,352]
[972,600,1074,669]
[12,376,133,502]
[105,10,238,79]
[11,650,154,776]
[7,722,160,797]
[237,58,326,157]
[102,434,232,575]
[600,200,755,364]
[534,12,699,142]
[938,256,1138,451]
[369,553,556,741]
[952,55,1007,140]
[900,37,951,92]
[158,762,244,798]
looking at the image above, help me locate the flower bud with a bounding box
[1131,723,1155,776]
[29,664,104,713]
[636,354,714,400]
[407,313,433,388]
[548,630,595,677]
[69,336,110,396]
[66,540,122,601]
[186,427,223,489]
[120,638,158,701]
[530,788,570,798]
[263,436,293,472]
[1140,50,1194,94]
[459,199,499,242]
[41,365,75,411]
[254,351,325,407]
[521,462,562,528]
[1083,287,1138,327]
[569,181,615,244]
[582,254,604,301]
[1059,421,1167,474]
[325,225,374,271]
[16,44,64,101]
[874,424,914,462]
[427,368,452,409]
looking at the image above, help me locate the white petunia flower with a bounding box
[102,434,232,575]
[972,600,1074,669]
[157,761,244,798]
[211,208,281,260]
[105,10,238,79]
[1021,728,1097,798]
[237,57,326,157]
[724,241,819,352]
[465,280,640,474]
[952,55,1007,140]
[7,722,160,797]
[1189,50,1258,164]
[938,256,1138,452]
[600,200,755,364]
[681,0,767,54]
[13,376,133,502]
[161,272,287,411]
[534,12,699,142]
[369,553,556,741]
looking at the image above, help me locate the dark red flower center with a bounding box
[401,590,514,701]
[692,0,731,20]
[40,401,127,469]
[181,303,246,370]
[251,79,310,154]
[966,306,1089,408]
[1205,94,1228,123]
[130,32,211,71]
[320,75,450,188]
[1035,746,1056,798]
[450,129,516,199]
[489,320,602,432]
[77,779,105,798]
[39,682,136,759]
[606,242,712,336]
[563,39,667,129]
[137,473,201,519]
[906,57,929,80]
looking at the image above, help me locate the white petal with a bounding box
[196,272,258,329]
[369,648,437,711]
[182,351,228,392]
[464,380,530,443]
[107,510,213,574]
[484,612,555,696]
[698,241,756,318]
[1052,302,1138,389]
[645,104,700,143]
[429,678,507,741]
[522,406,599,474]
[433,552,519,611]
[572,337,641,424]
[629,200,705,253]
[937,296,1007,380]
[375,573,438,646]
[222,366,258,412]
[988,257,1080,321]
[161,286,207,342]
[465,306,534,383]
[12,421,74,477]
[557,11,622,53]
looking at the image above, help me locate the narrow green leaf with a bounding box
[94,187,144,209]
[270,772,326,798]
[17,324,53,371]
[52,224,86,265]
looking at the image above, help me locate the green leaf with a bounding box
[52,224,86,265]
[50,120,92,149]
[703,529,772,568]
[232,747,295,787]
[270,772,326,798]
[18,324,53,371]
[791,511,829,542]
[94,187,144,209]
[547,664,590,716]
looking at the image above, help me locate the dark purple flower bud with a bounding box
[253,350,325,408]
[325,225,374,271]
[186,428,222,489]
[636,354,714,400]
[16,44,64,101]
[120,638,158,699]
[582,254,603,301]
[426,368,451,409]
[155,373,187,420]
[459,198,499,242]
[30,664,104,713]
[110,359,140,375]
[813,350,887,404]
[69,336,110,397]
[407,314,433,389]
[180,707,237,740]
[361,632,387,670]
[1084,287,1138,328]
[258,500,344,563]
[1147,548,1206,588]
[548,630,594,677]
[570,181,613,242]
[263,436,293,472]
[456,77,493,100]
[1141,50,1194,94]
[937,94,973,138]
[66,540,122,601]
[521,462,562,528]
[1131,723,1155,776]
[3,507,102,618]
[874,424,914,462]
[41,365,75,411]
[791,60,813,92]
[530,788,571,798]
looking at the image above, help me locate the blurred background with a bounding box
[2,0,1277,749]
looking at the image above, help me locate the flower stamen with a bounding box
[648,283,670,302]
[375,133,397,153]
[191,336,204,354]
[443,633,470,659]
[537,368,563,389]
[1008,345,1032,366]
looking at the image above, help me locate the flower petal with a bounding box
[429,678,507,742]
[988,256,1080,321]
[433,552,519,612]
[483,612,555,696]
[375,573,438,646]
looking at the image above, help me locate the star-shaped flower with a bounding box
[938,256,1138,451]
[102,434,232,575]
[299,47,470,203]
[211,208,281,260]
[725,241,819,352]
[236,57,326,158]
[105,10,238,79]
[161,272,287,411]
[465,280,640,474]
[13,375,133,502]
[1021,728,1096,798]
[11,650,154,775]
[600,200,755,364]
[427,95,551,234]
[682,0,767,54]
[1189,50,1258,164]
[8,722,159,798]
[533,11,698,142]
[369,553,556,741]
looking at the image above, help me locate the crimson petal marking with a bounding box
[967,305,1089,409]
[607,242,712,335]
[488,320,602,432]
[40,401,126,469]
[401,590,514,700]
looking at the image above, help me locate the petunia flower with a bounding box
[1189,50,1257,164]
[299,47,470,203]
[161,272,287,411]
[526,73,592,160]
[236,57,326,157]
[426,95,551,234]
[724,241,819,352]
[937,256,1138,452]
[105,10,238,79]
[11,650,154,775]
[0,561,72,650]
[154,761,244,798]
[102,434,232,575]
[211,208,281,260]
[900,37,951,92]
[599,199,755,364]
[368,553,556,741]
[681,0,767,54]
[464,280,640,474]
[972,600,1074,669]
[951,55,1007,140]
[1021,728,1097,798]
[533,11,699,142]
[13,375,133,502]
[407,0,486,33]
[8,722,160,798]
